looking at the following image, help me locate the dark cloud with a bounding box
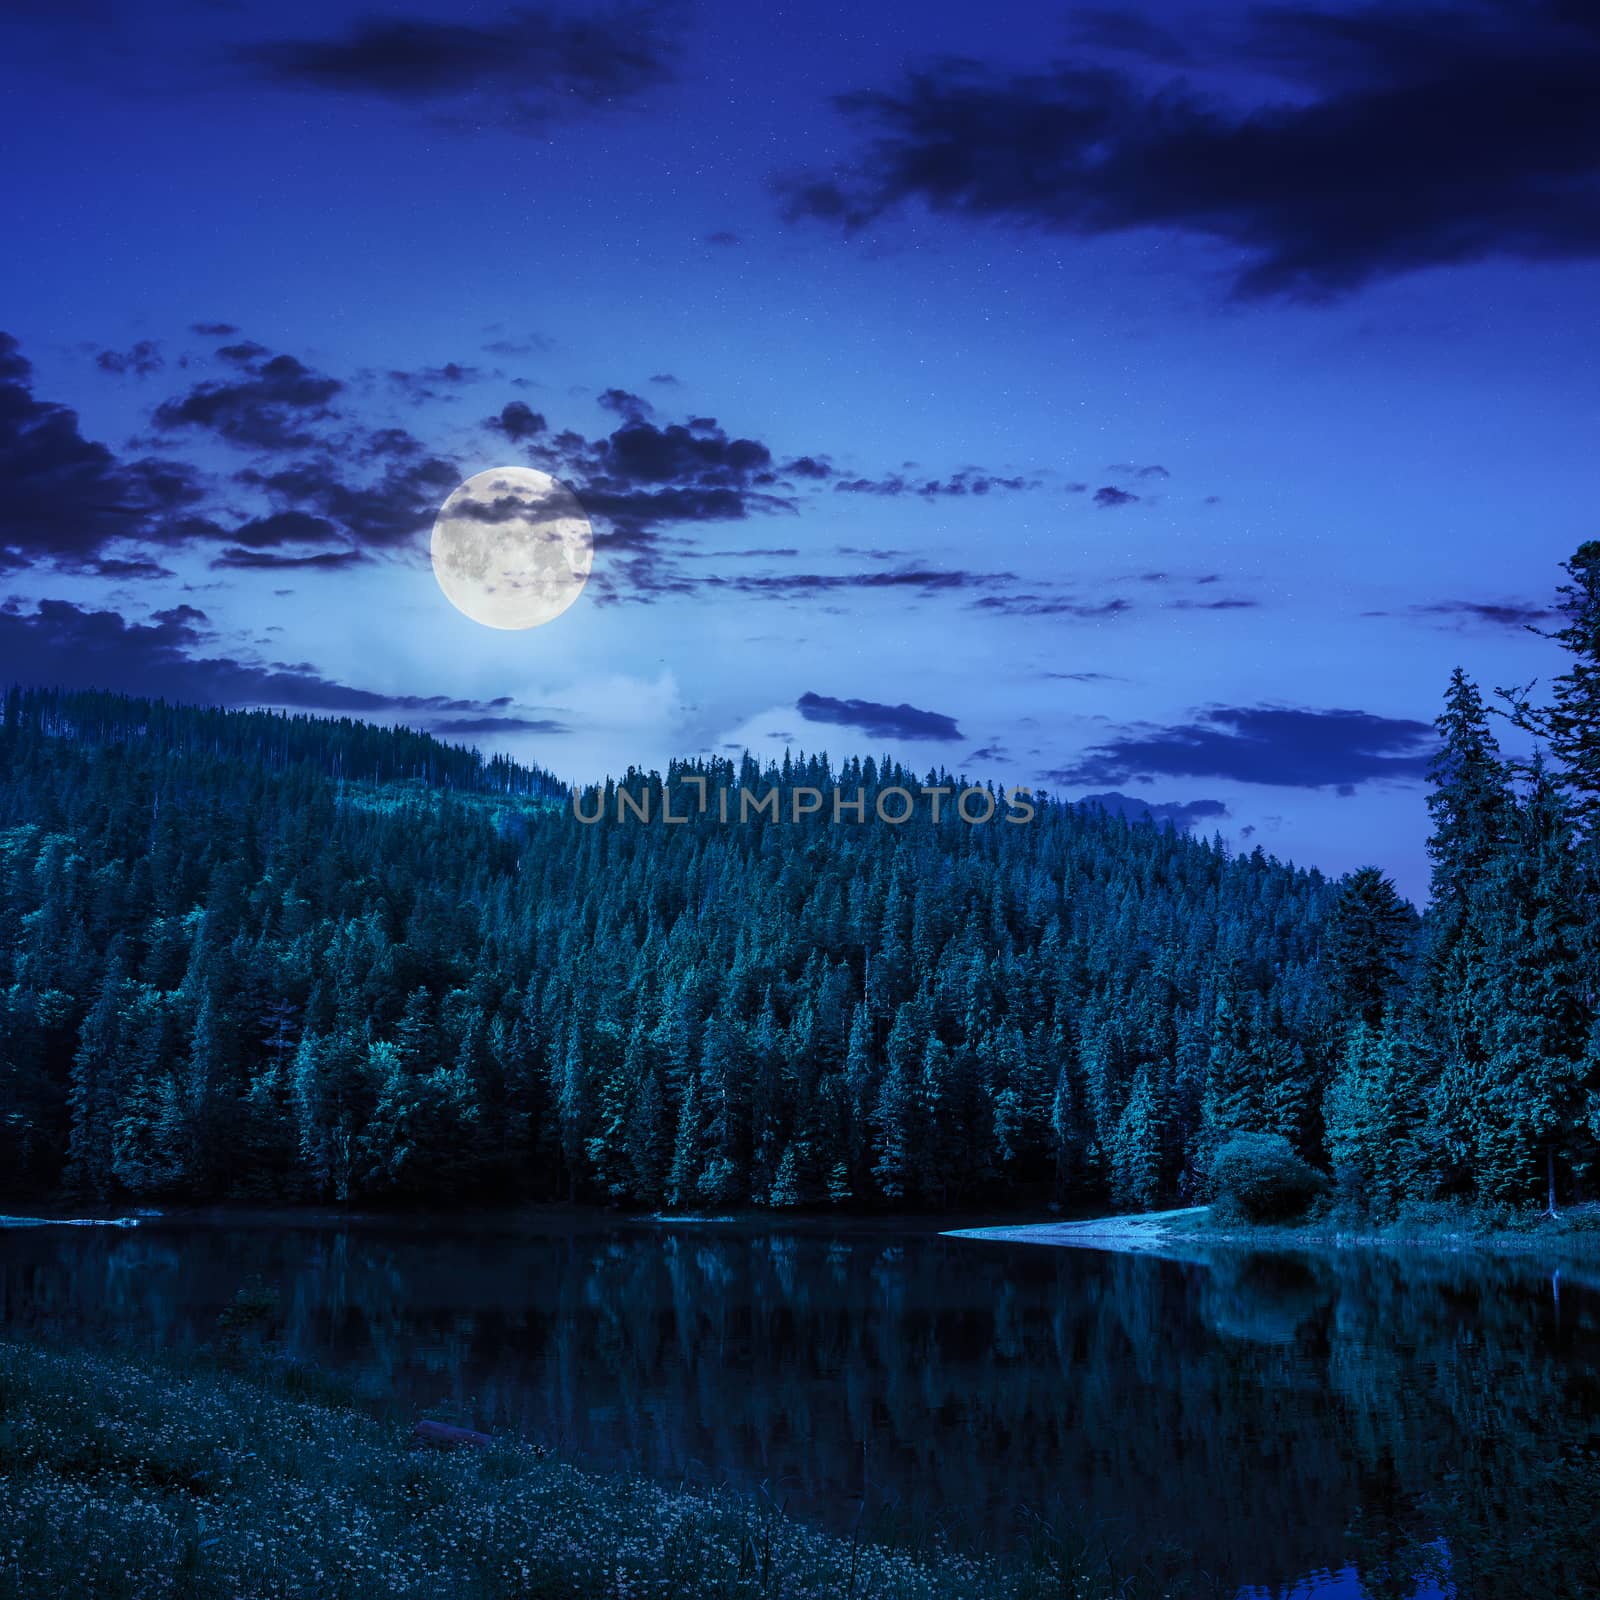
[595,416,771,484]
[1109,462,1169,480]
[1042,669,1120,682]
[1069,8,1195,65]
[360,427,427,460]
[1093,485,1139,508]
[542,414,785,545]
[87,555,176,580]
[797,690,962,742]
[713,566,1006,599]
[1374,599,1555,628]
[388,362,481,402]
[237,3,682,130]
[781,1,1600,298]
[190,322,239,337]
[681,546,802,563]
[597,387,653,419]
[236,451,459,551]
[154,348,342,450]
[210,547,364,571]
[486,400,548,442]
[225,510,341,548]
[972,595,1131,618]
[96,340,163,377]
[1167,596,1258,611]
[1076,791,1229,831]
[432,714,572,735]
[0,331,206,568]
[481,332,552,357]
[0,599,553,725]
[833,467,1036,497]
[648,373,681,387]
[704,230,741,246]
[1053,705,1437,793]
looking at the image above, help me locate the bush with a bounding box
[1209,1133,1328,1223]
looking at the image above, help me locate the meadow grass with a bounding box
[0,1338,1191,1600]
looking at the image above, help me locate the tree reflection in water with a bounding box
[2,1217,1596,1596]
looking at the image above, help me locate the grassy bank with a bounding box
[1179,1198,1600,1254]
[0,1340,1174,1600]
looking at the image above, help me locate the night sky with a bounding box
[3,0,1596,900]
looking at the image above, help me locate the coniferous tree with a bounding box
[18,658,1590,1216]
[1514,541,1600,824]
[1325,868,1416,1028]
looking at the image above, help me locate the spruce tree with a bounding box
[1325,868,1415,1027]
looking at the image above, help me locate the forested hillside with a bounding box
[1,545,1596,1215]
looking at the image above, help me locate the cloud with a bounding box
[714,566,1007,599]
[432,714,572,735]
[209,547,364,571]
[190,322,239,337]
[540,414,787,546]
[237,3,682,131]
[0,599,554,725]
[388,362,481,402]
[1093,485,1139,508]
[1373,599,1555,628]
[597,387,654,419]
[96,340,163,377]
[0,331,206,569]
[1052,705,1437,792]
[87,555,176,580]
[833,467,1036,497]
[1076,791,1229,831]
[154,347,342,449]
[482,332,552,357]
[486,400,548,441]
[235,451,459,551]
[797,690,962,742]
[15,324,1057,602]
[972,594,1130,618]
[592,415,771,485]
[780,1,1600,298]
[704,230,741,246]
[224,510,341,548]
[686,546,801,561]
[217,340,270,367]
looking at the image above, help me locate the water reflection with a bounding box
[1,1216,1595,1596]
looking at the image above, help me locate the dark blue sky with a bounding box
[2,0,1596,898]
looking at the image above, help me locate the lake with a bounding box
[2,1214,1596,1596]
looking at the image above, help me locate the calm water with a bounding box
[2,1214,1597,1595]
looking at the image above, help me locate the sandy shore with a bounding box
[942,1206,1211,1252]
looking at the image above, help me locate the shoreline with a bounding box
[942,1207,1214,1252]
[944,1204,1600,1259]
[7,1200,1600,1259]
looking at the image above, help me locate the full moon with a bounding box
[430,466,593,629]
